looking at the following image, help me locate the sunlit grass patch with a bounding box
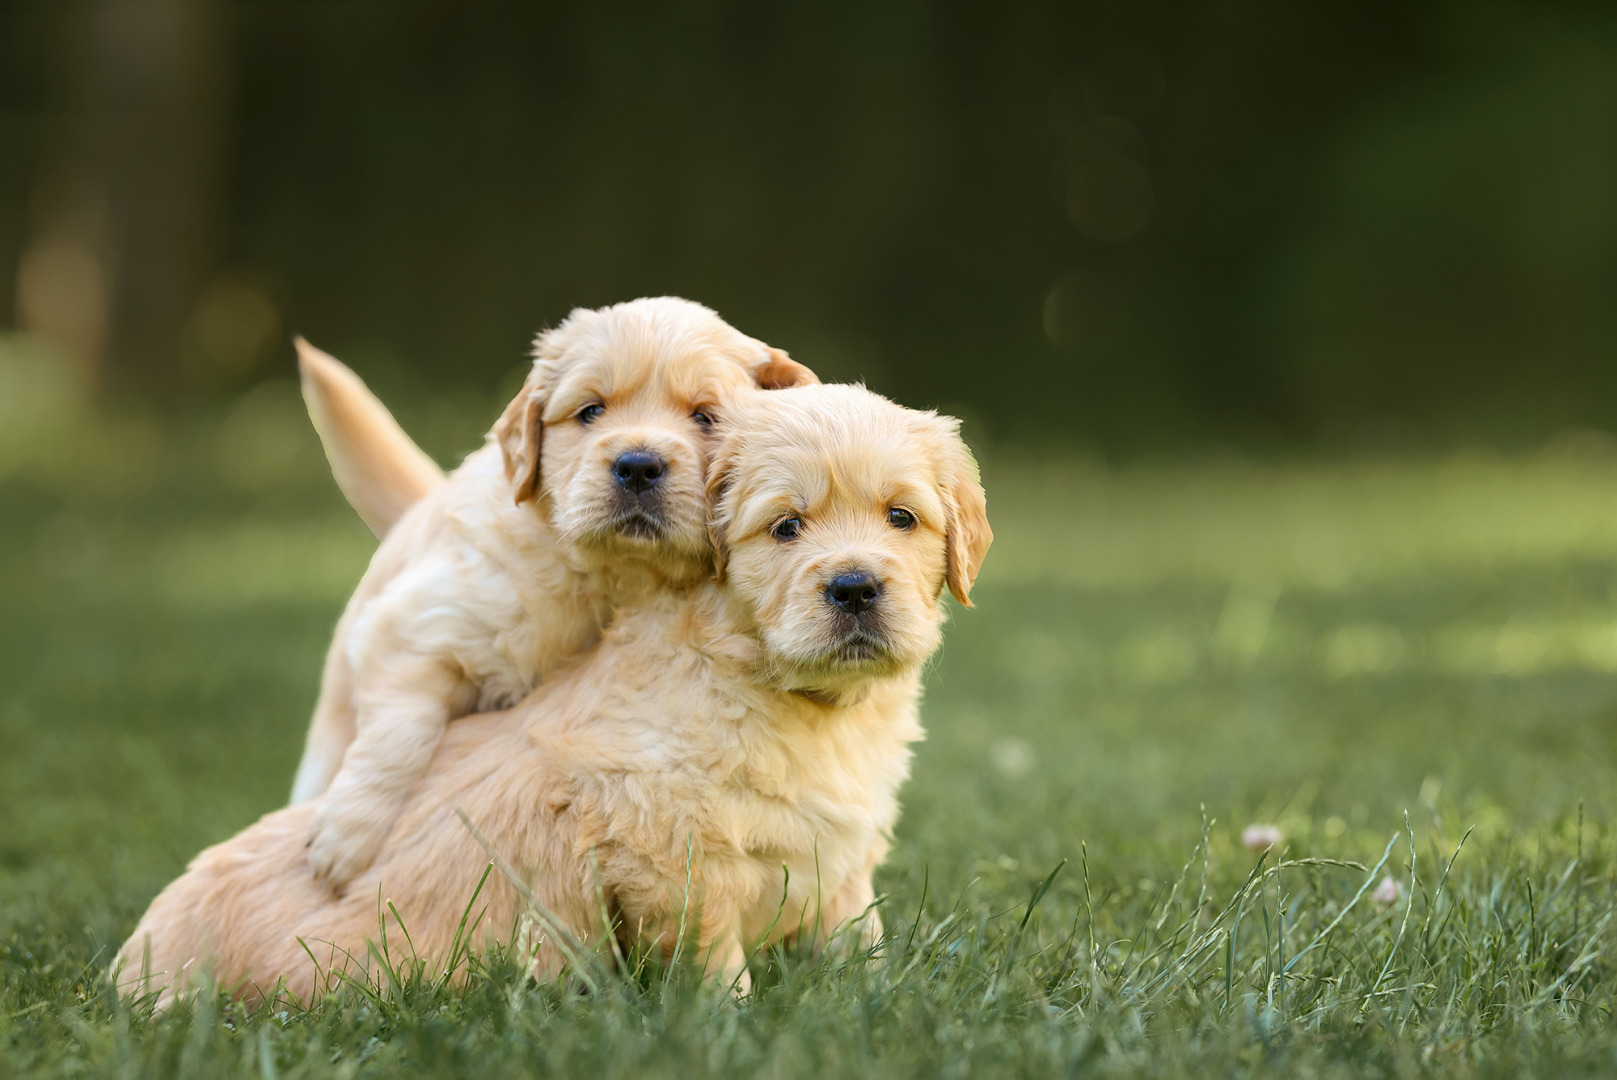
[5,411,1617,1075]
[6,816,1613,1077]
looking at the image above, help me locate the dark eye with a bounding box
[692,409,714,427]
[577,403,605,425]
[771,516,802,541]
[887,508,916,530]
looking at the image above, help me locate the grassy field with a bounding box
[5,375,1617,1076]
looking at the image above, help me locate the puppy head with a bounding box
[492,297,817,577]
[709,383,992,696]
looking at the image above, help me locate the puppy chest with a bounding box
[475,594,605,705]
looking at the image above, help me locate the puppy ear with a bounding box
[753,347,819,390]
[494,309,596,502]
[493,367,547,504]
[940,430,993,607]
[704,435,741,583]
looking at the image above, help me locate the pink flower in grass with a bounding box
[1371,875,1404,907]
[1242,824,1284,851]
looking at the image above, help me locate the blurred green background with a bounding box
[3,0,1616,451]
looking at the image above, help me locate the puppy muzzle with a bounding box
[809,564,894,660]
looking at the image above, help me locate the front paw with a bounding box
[724,963,753,998]
[306,802,393,889]
[819,908,883,963]
[855,908,884,952]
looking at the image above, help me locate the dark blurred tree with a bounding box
[3,0,1614,450]
[4,0,228,391]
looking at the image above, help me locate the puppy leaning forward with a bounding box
[293,297,817,890]
[113,382,992,1007]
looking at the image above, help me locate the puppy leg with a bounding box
[306,653,465,888]
[814,841,889,958]
[291,605,362,804]
[291,686,356,805]
[113,804,324,1010]
[700,914,751,996]
[822,876,883,956]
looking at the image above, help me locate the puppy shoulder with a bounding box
[344,446,494,597]
[352,445,551,621]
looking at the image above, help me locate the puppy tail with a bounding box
[295,337,445,539]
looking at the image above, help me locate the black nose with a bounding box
[612,450,665,494]
[826,571,881,615]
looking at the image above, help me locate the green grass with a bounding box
[5,385,1617,1076]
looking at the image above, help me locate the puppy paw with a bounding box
[815,908,883,965]
[306,802,393,889]
[856,908,885,952]
[729,964,753,998]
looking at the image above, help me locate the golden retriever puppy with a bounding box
[291,297,816,889]
[113,383,991,1008]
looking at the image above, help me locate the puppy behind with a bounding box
[292,297,816,888]
[114,382,990,1008]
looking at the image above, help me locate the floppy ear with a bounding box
[941,435,993,607]
[753,347,819,390]
[492,367,547,504]
[704,435,742,583]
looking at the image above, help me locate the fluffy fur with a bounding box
[291,297,817,888]
[113,383,991,1008]
[296,337,446,540]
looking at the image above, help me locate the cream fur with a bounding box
[114,383,991,1008]
[290,298,817,888]
[296,337,446,540]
